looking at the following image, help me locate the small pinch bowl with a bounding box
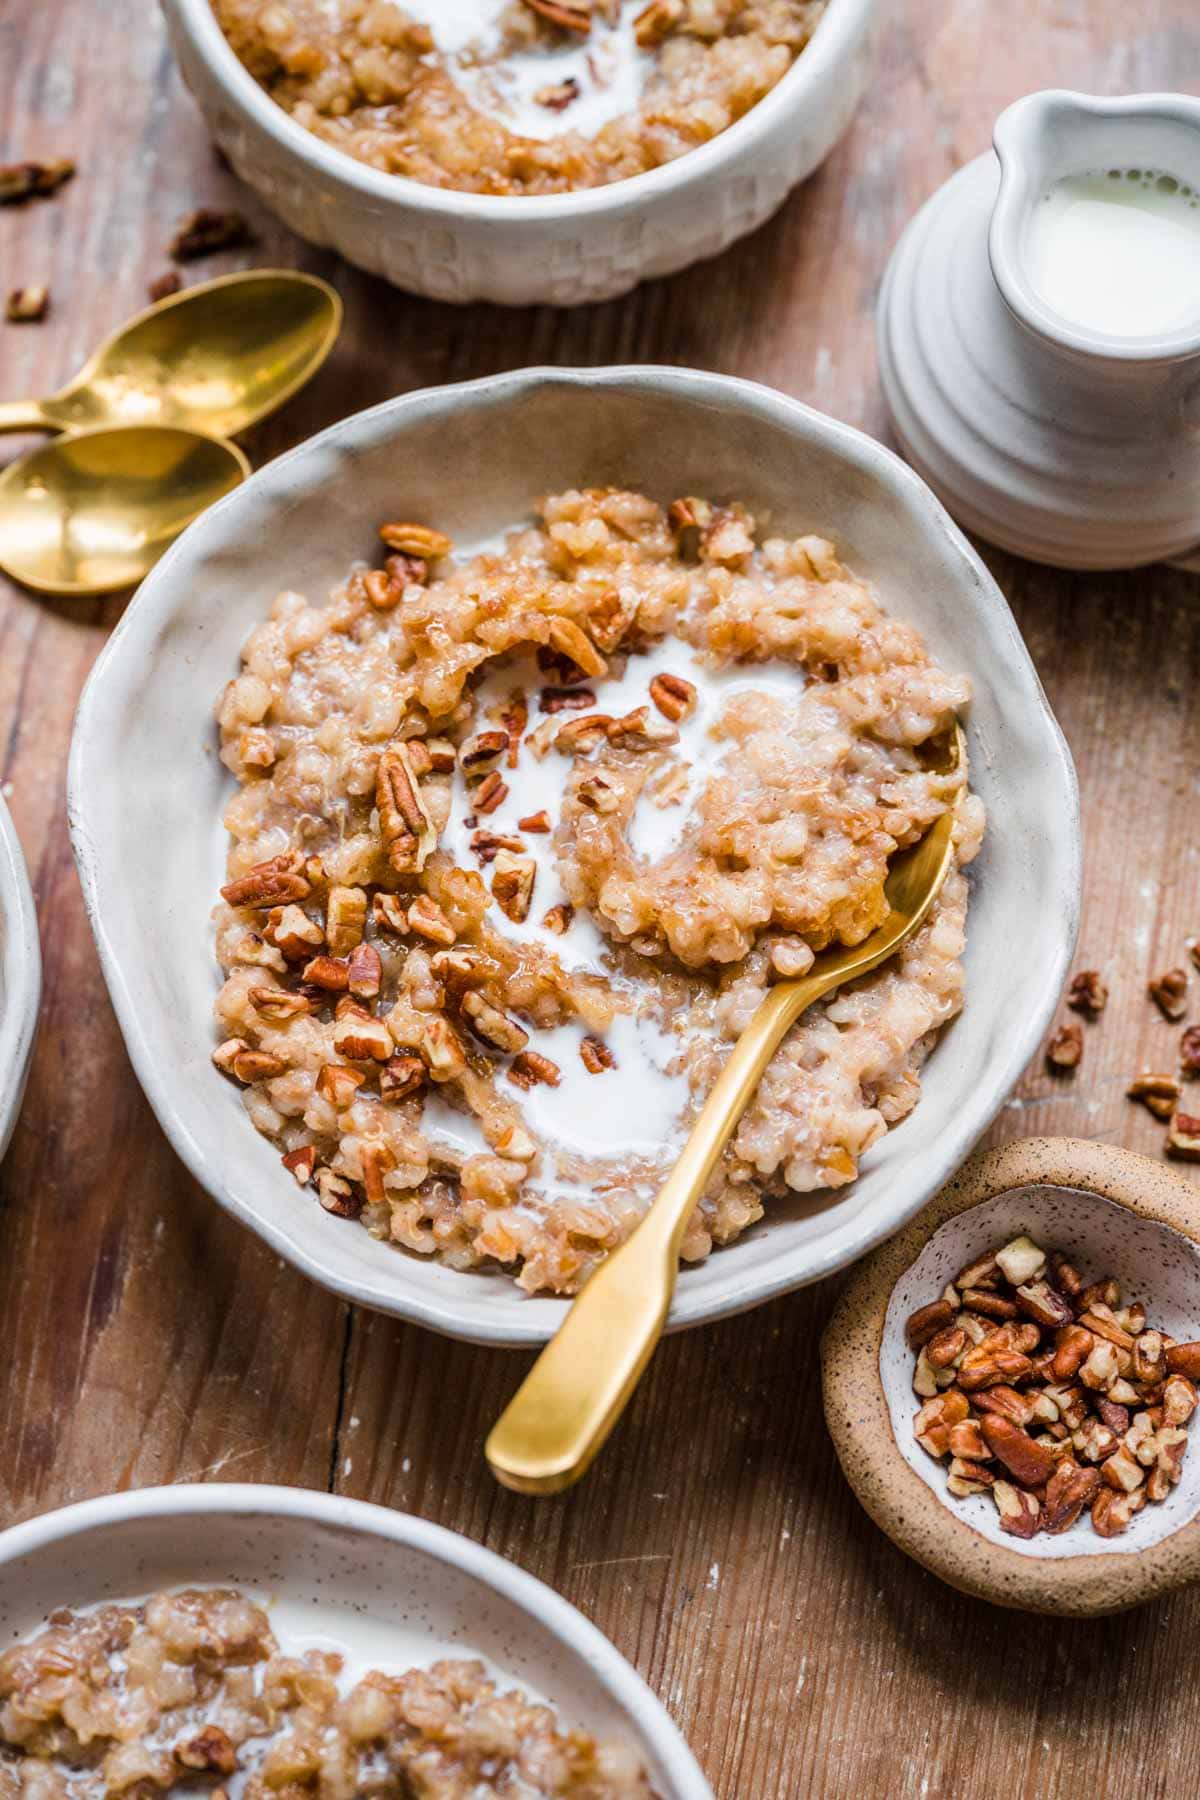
[0,1484,710,1798]
[68,366,1080,1347]
[822,1138,1200,1617]
[162,0,880,306]
[0,792,40,1161]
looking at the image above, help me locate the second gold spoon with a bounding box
[0,269,341,441]
[486,726,965,1495]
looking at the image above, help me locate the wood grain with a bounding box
[2,0,1199,1793]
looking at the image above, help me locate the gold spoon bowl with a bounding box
[0,426,249,595]
[0,270,341,442]
[486,725,966,1495]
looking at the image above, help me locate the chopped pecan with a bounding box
[407,895,456,946]
[470,830,525,864]
[1180,1026,1200,1074]
[346,942,382,998]
[508,1050,561,1090]
[580,1035,616,1075]
[332,1013,392,1062]
[1094,1397,1131,1436]
[547,616,606,679]
[378,521,451,560]
[702,508,756,565]
[430,947,495,992]
[169,207,253,260]
[992,1480,1040,1539]
[634,0,684,46]
[1073,1418,1120,1463]
[6,285,49,322]
[1077,1278,1120,1312]
[925,1326,968,1370]
[326,886,367,955]
[1046,1022,1083,1070]
[1127,1072,1182,1119]
[518,810,551,833]
[362,569,404,611]
[358,1143,393,1207]
[1100,1443,1145,1493]
[377,741,437,872]
[961,1286,1017,1321]
[380,1054,425,1101]
[494,1123,538,1162]
[648,671,698,722]
[585,588,634,653]
[491,850,536,923]
[904,1299,956,1349]
[1163,1373,1199,1425]
[1149,967,1189,1019]
[1042,1460,1100,1533]
[1079,1339,1120,1391]
[473,772,509,814]
[425,737,457,774]
[955,1252,1000,1289]
[542,903,575,935]
[266,904,324,960]
[541,686,598,714]
[222,851,313,910]
[1016,1280,1073,1330]
[995,1237,1047,1285]
[1091,1487,1144,1537]
[302,954,350,992]
[556,713,614,753]
[522,0,592,30]
[1167,1112,1200,1160]
[248,986,312,1022]
[315,1168,361,1219]
[315,1064,365,1108]
[0,157,74,204]
[956,1345,1034,1391]
[980,1415,1058,1489]
[386,551,429,588]
[281,1145,316,1186]
[913,1391,969,1458]
[417,1016,467,1082]
[577,770,621,814]
[946,1457,994,1498]
[606,705,679,751]
[461,990,529,1053]
[947,1419,988,1460]
[1066,968,1108,1014]
[499,694,527,767]
[1165,1340,1200,1379]
[460,729,509,775]
[1155,1425,1188,1485]
[176,1726,236,1775]
[1049,1251,1084,1298]
[372,891,409,936]
[971,1386,1034,1427]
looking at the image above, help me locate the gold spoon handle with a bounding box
[485,973,827,1495]
[0,402,53,435]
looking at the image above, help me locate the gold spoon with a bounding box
[0,425,250,595]
[0,270,341,441]
[486,725,965,1495]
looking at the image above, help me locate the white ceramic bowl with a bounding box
[0,793,40,1162]
[162,0,880,305]
[0,1483,710,1796]
[68,366,1081,1347]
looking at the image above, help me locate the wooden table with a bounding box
[3,2,1199,1793]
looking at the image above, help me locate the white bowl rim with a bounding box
[172,0,875,220]
[0,1481,711,1797]
[0,793,40,1163]
[68,364,1081,1346]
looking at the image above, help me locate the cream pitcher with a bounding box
[878,90,1200,570]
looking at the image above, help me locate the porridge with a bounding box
[0,1588,650,1796]
[211,0,828,195]
[212,488,983,1295]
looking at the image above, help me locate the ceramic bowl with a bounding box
[0,1483,710,1797]
[822,1138,1200,1616]
[68,365,1081,1347]
[0,793,40,1162]
[161,0,880,306]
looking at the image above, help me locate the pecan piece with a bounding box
[417,1016,467,1082]
[904,1299,956,1348]
[1167,1112,1200,1161]
[377,741,437,872]
[491,850,536,923]
[576,770,621,814]
[1100,1443,1145,1493]
[265,904,324,960]
[378,521,451,560]
[580,1034,616,1074]
[326,886,367,955]
[1016,1280,1073,1329]
[1092,1487,1145,1537]
[1181,1025,1200,1075]
[176,1726,236,1775]
[955,1253,1000,1290]
[461,990,529,1054]
[248,986,312,1022]
[606,705,679,751]
[1046,1022,1083,1070]
[542,903,575,934]
[925,1326,967,1370]
[1163,1373,1199,1425]
[169,207,253,260]
[1165,1340,1200,1379]
[315,1065,365,1108]
[347,942,382,999]
[332,1013,392,1062]
[913,1391,969,1458]
[1049,1251,1084,1298]
[315,1168,361,1218]
[1066,968,1108,1014]
[633,0,684,45]
[547,616,606,679]
[1051,1323,1094,1381]
[957,1346,1034,1391]
[946,1457,994,1498]
[1079,1339,1120,1391]
[960,1287,1017,1321]
[1073,1418,1120,1463]
[6,285,49,322]
[994,1236,1047,1285]
[1127,1072,1182,1119]
[473,772,509,815]
[380,1054,426,1101]
[459,729,509,776]
[222,851,313,910]
[407,895,456,946]
[648,672,698,722]
[540,686,598,714]
[431,947,496,993]
[971,1386,1034,1427]
[1149,967,1189,1019]
[523,0,592,29]
[302,954,349,992]
[0,157,74,204]
[281,1145,316,1186]
[508,1050,561,1090]
[518,810,551,833]
[947,1419,988,1460]
[991,1480,1040,1539]
[363,569,404,611]
[1041,1460,1100,1533]
[372,891,410,936]
[556,713,614,754]
[980,1415,1058,1489]
[494,1123,538,1162]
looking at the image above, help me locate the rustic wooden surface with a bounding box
[2,1,1200,1794]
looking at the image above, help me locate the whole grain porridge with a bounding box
[212,0,827,195]
[212,488,984,1295]
[0,1588,650,1796]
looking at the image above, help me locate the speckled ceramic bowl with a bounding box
[0,1484,711,1797]
[822,1138,1200,1615]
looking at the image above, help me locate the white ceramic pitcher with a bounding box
[879,90,1200,570]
